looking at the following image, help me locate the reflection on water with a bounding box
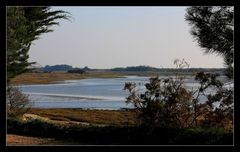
[17,76,232,110]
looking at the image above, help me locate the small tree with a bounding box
[7,86,31,117]
[124,59,193,129]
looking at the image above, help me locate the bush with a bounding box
[175,127,233,144]
[124,59,233,130]
[7,86,31,117]
[124,59,193,129]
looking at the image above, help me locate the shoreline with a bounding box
[9,72,127,85]
[9,71,195,85]
[24,92,104,100]
[26,108,138,126]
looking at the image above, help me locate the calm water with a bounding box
[16,76,232,110]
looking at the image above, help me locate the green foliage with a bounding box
[7,7,31,81]
[43,64,73,72]
[67,68,86,74]
[111,65,159,72]
[7,7,70,81]
[7,117,60,137]
[185,6,234,79]
[175,127,232,144]
[111,65,225,76]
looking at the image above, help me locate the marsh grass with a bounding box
[9,72,126,85]
[9,71,194,85]
[28,108,138,126]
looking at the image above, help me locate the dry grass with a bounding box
[28,108,138,126]
[7,134,85,145]
[9,72,125,85]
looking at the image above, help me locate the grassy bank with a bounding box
[7,134,85,145]
[9,71,195,85]
[7,108,233,145]
[9,72,126,85]
[7,116,233,145]
[28,108,138,126]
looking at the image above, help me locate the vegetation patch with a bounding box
[7,117,233,145]
[28,108,138,126]
[9,72,125,85]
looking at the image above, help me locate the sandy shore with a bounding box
[7,134,82,145]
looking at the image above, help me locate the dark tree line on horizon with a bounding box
[29,64,227,75]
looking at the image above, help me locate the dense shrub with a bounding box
[7,118,233,145]
[175,127,233,144]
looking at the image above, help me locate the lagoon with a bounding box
[17,76,231,110]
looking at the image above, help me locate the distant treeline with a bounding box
[33,64,225,75]
[111,65,159,72]
[38,64,90,73]
[42,64,73,72]
[110,65,225,74]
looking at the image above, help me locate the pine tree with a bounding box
[7,7,70,82]
[185,6,233,79]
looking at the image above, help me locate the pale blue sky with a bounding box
[29,6,224,69]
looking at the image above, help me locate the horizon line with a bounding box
[31,64,226,69]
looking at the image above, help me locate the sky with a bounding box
[28,6,224,69]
